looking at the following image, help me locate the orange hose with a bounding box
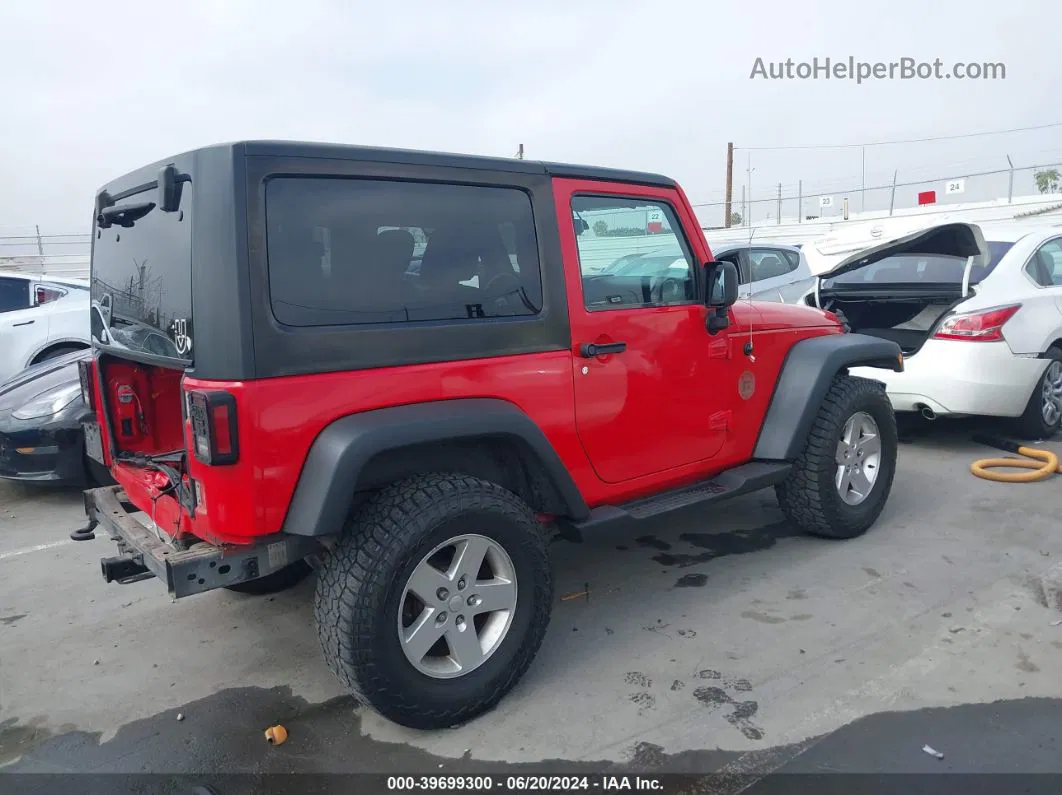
[970,445,1061,482]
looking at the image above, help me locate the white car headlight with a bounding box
[12,383,82,420]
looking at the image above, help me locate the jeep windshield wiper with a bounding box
[98,201,155,229]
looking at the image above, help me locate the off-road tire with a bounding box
[314,473,552,730]
[776,374,897,539]
[225,560,313,595]
[1011,346,1062,441]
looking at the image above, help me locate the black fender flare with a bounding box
[281,398,590,537]
[753,333,903,462]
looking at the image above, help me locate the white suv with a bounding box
[0,273,91,385]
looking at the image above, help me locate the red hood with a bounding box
[753,300,842,332]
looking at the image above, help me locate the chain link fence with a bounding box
[699,161,1062,228]
[0,226,90,279]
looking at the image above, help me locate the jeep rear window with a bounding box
[90,186,192,363]
[264,177,543,327]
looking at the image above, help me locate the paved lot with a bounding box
[2,421,1062,789]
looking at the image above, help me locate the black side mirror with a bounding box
[574,218,589,236]
[706,260,739,334]
[158,164,191,213]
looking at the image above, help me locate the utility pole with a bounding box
[1006,155,1014,204]
[516,144,524,160]
[740,185,746,226]
[746,153,753,224]
[889,170,898,216]
[35,224,43,256]
[724,142,734,227]
[797,180,803,223]
[776,183,782,225]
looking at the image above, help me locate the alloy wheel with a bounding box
[834,411,882,506]
[397,534,517,679]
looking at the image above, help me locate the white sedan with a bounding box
[0,273,90,385]
[805,222,1062,439]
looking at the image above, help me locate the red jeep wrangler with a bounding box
[76,141,904,730]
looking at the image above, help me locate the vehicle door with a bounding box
[0,276,40,382]
[556,178,755,484]
[35,281,89,349]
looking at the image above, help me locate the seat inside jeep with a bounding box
[265,177,542,326]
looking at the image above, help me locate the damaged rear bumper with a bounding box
[82,485,322,598]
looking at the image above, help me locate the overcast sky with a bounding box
[1,0,1059,238]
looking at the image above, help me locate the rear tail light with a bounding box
[35,285,65,305]
[187,390,239,465]
[932,304,1021,342]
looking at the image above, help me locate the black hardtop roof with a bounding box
[96,139,678,197]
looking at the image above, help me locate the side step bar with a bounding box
[559,461,792,535]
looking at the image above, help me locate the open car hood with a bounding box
[811,222,990,281]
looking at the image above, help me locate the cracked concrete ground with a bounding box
[2,421,1062,789]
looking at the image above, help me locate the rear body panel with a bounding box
[850,340,1046,416]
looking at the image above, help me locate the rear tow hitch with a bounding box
[101,554,154,585]
[71,519,98,542]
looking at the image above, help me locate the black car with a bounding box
[0,348,112,486]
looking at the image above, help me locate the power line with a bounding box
[691,160,1062,209]
[736,121,1062,152]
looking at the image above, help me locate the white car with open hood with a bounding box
[804,222,1062,439]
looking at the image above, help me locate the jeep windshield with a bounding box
[90,185,192,366]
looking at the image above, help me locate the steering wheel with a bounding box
[482,272,524,314]
[652,276,688,305]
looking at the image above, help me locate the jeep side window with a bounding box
[571,195,696,311]
[264,178,543,326]
[0,276,30,313]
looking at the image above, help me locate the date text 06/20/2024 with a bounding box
[386,775,665,792]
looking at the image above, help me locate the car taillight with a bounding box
[35,285,64,305]
[187,390,239,465]
[932,304,1021,342]
[77,360,94,406]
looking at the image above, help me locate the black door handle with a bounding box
[579,341,627,358]
[12,320,34,327]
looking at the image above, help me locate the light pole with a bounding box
[746,154,756,224]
